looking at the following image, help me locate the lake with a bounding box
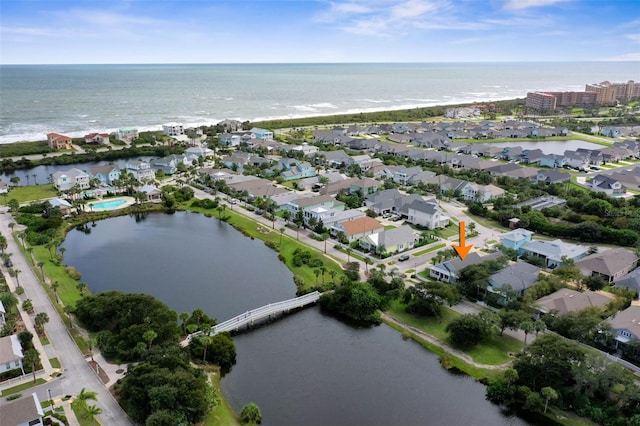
[484,139,603,155]
[61,212,532,425]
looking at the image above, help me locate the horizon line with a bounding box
[2,59,640,66]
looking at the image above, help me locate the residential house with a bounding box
[576,148,603,166]
[0,300,5,325]
[462,183,505,202]
[499,228,534,255]
[162,122,184,137]
[153,154,192,175]
[277,159,317,181]
[607,306,640,350]
[486,163,523,177]
[405,199,449,230]
[600,146,633,163]
[0,334,23,374]
[348,177,381,195]
[590,174,626,195]
[391,166,423,185]
[521,239,588,268]
[90,164,121,186]
[487,262,542,297]
[0,393,45,426]
[117,127,138,143]
[331,216,384,242]
[364,189,422,216]
[83,132,110,144]
[608,168,640,191]
[186,146,213,158]
[321,150,352,167]
[285,194,340,217]
[125,160,155,182]
[223,152,270,172]
[219,133,242,147]
[47,132,72,150]
[228,177,289,198]
[139,184,162,203]
[388,134,413,144]
[429,252,502,283]
[48,198,72,215]
[51,168,90,191]
[360,225,419,254]
[0,180,9,194]
[407,170,437,185]
[289,143,319,156]
[534,289,612,318]
[538,154,566,169]
[615,268,640,295]
[309,207,365,230]
[563,150,590,170]
[521,149,545,165]
[500,146,523,160]
[534,169,570,184]
[575,248,639,283]
[217,119,243,132]
[423,175,469,195]
[249,127,274,141]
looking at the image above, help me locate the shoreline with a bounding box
[0,96,524,145]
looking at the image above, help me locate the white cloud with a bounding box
[600,52,640,61]
[0,26,53,37]
[503,0,573,11]
[626,34,640,43]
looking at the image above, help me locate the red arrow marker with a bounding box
[453,221,473,260]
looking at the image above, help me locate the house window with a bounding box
[5,362,10,370]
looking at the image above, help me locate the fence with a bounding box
[0,368,46,392]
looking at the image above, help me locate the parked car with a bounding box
[4,259,12,267]
[590,166,600,171]
[398,254,410,262]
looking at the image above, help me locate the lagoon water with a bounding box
[61,212,532,425]
[1,62,638,143]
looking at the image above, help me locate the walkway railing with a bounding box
[183,291,321,343]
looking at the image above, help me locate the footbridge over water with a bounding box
[182,291,321,345]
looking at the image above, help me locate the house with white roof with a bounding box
[125,160,155,182]
[139,184,162,203]
[305,206,363,230]
[117,127,138,143]
[359,225,420,254]
[84,132,110,144]
[186,146,214,158]
[250,127,273,141]
[461,183,505,202]
[48,198,73,215]
[520,239,588,268]
[0,334,24,374]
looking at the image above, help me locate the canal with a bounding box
[61,212,532,425]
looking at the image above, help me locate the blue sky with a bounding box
[1,0,639,64]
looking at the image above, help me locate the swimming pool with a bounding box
[87,198,131,211]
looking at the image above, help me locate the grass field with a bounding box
[0,378,47,396]
[386,299,522,365]
[1,184,58,204]
[205,370,241,426]
[413,242,446,256]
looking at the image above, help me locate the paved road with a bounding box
[0,207,133,425]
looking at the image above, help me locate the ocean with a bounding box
[0,62,638,144]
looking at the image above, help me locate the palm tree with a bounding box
[32,173,37,185]
[37,262,45,279]
[520,321,535,346]
[329,270,337,284]
[0,235,6,254]
[84,404,103,425]
[313,269,320,286]
[13,269,21,288]
[51,281,60,303]
[76,388,98,408]
[35,312,49,334]
[320,266,327,285]
[364,257,372,273]
[59,247,66,261]
[22,349,40,382]
[279,227,285,246]
[179,312,189,336]
[143,329,158,349]
[200,335,212,363]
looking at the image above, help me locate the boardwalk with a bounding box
[183,291,321,344]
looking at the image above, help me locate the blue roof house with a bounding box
[499,228,534,255]
[250,127,274,141]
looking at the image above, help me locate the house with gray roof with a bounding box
[360,225,420,254]
[534,169,570,184]
[0,392,44,426]
[48,197,73,215]
[486,163,523,177]
[321,150,352,167]
[429,252,502,283]
[607,305,640,350]
[461,183,505,202]
[90,164,121,186]
[487,261,542,296]
[534,289,612,318]
[521,239,588,268]
[405,199,449,230]
[590,174,626,195]
[575,248,639,283]
[615,268,640,295]
[364,189,421,215]
[52,168,90,191]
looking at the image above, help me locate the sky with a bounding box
[1,0,639,64]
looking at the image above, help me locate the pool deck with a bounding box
[86,196,136,211]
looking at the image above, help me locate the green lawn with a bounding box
[1,184,58,204]
[205,371,241,426]
[412,242,446,256]
[384,225,396,230]
[71,401,98,426]
[0,378,47,396]
[438,226,459,239]
[386,299,522,365]
[49,357,61,369]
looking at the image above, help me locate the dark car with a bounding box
[4,259,13,267]
[398,254,410,262]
